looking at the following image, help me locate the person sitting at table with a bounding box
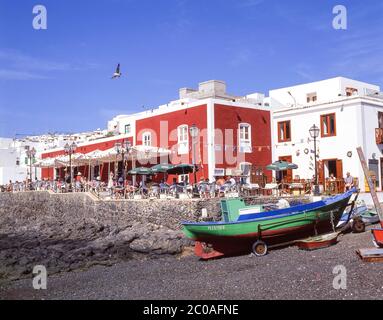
[159,179,169,190]
[150,182,160,197]
[328,173,336,193]
[169,178,178,195]
[214,177,225,197]
[125,180,135,195]
[197,177,207,197]
[344,172,354,191]
[75,173,82,192]
[203,178,212,198]
[224,176,236,193]
[216,176,225,186]
[139,179,148,195]
[227,175,236,187]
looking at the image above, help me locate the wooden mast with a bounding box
[356,147,383,223]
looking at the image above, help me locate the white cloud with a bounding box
[0,69,50,80]
[0,48,99,80]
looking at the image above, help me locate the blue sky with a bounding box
[0,0,382,137]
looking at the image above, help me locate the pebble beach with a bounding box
[1,225,382,300]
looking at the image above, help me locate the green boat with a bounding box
[182,188,356,259]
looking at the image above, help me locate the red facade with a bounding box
[41,137,134,181]
[213,104,272,177]
[41,101,272,183]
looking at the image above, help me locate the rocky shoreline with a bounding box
[0,221,193,281]
[0,191,310,281]
[0,191,213,280]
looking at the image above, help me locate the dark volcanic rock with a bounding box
[0,191,225,280]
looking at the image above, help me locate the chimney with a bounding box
[198,80,226,96]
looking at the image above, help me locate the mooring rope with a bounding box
[330,210,336,232]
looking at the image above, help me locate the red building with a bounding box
[41,80,272,184]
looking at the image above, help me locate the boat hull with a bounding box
[183,193,352,259]
[295,232,340,251]
[372,228,383,248]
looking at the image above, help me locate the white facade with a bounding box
[0,138,42,185]
[270,77,379,109]
[0,129,110,185]
[270,77,383,192]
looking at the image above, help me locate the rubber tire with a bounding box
[352,219,366,233]
[252,241,268,257]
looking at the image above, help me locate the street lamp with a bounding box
[288,91,297,108]
[64,142,77,191]
[309,124,320,195]
[115,140,132,185]
[114,142,121,178]
[189,124,199,193]
[26,146,36,190]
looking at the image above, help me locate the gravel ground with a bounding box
[1,226,382,300]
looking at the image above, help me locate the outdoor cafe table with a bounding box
[290,182,304,195]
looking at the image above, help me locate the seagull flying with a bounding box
[111,63,121,79]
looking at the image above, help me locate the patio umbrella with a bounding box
[128,167,154,192]
[266,160,298,171]
[128,167,154,175]
[167,164,196,175]
[150,163,175,173]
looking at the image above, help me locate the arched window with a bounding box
[177,125,189,154]
[142,132,152,147]
[238,123,251,153]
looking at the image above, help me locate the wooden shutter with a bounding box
[318,160,324,185]
[336,160,343,179]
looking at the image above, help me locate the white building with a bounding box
[270,76,383,192]
[0,138,43,185]
[0,129,110,185]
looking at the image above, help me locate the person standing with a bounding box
[108,173,114,196]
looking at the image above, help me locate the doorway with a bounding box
[369,159,379,190]
[321,159,343,179]
[278,155,293,183]
[321,158,343,191]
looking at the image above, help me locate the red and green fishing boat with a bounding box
[182,188,356,259]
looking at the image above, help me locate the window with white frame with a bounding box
[177,125,189,154]
[142,132,152,147]
[238,123,251,153]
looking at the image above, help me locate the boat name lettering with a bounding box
[207,225,226,231]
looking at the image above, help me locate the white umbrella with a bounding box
[34,158,56,168]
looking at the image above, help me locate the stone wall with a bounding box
[0,191,310,280]
[0,191,222,280]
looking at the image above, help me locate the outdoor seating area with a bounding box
[0,154,358,200]
[0,173,352,200]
